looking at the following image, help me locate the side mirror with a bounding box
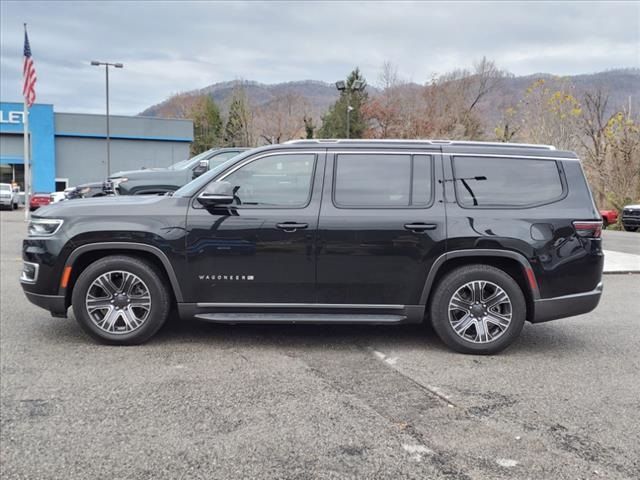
[192,159,209,179]
[197,181,234,207]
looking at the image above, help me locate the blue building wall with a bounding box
[1,102,193,192]
[0,102,56,192]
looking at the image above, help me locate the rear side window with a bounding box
[334,153,433,207]
[452,156,564,207]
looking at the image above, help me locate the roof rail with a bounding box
[283,139,556,150]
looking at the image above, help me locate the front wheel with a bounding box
[624,225,638,232]
[429,264,526,354]
[72,255,171,345]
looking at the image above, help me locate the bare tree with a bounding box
[254,93,310,144]
[577,89,612,205]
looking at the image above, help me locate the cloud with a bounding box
[1,0,638,115]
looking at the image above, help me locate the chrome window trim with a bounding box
[448,153,578,161]
[330,151,436,210]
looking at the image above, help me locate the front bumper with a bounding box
[0,198,12,206]
[622,216,640,227]
[24,291,68,317]
[532,282,603,323]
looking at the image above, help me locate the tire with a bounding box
[602,217,608,229]
[623,226,638,232]
[71,255,171,345]
[12,202,18,210]
[429,264,526,355]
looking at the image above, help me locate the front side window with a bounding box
[334,153,432,207]
[207,151,242,170]
[453,156,564,207]
[223,153,316,207]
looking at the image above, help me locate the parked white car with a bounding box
[50,187,75,203]
[0,183,19,210]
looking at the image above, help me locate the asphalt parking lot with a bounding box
[1,208,639,479]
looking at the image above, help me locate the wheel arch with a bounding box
[421,249,539,322]
[61,242,183,307]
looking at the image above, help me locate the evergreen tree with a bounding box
[318,68,368,138]
[189,95,223,155]
[224,85,252,147]
[303,115,316,139]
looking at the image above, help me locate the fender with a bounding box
[420,248,540,304]
[62,242,184,301]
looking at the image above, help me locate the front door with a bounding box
[316,151,446,306]
[184,150,324,304]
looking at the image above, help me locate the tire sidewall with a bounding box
[72,256,170,345]
[430,266,526,355]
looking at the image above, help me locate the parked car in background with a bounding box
[0,183,19,210]
[109,147,248,195]
[20,140,603,354]
[621,204,640,232]
[29,193,51,211]
[50,187,75,203]
[65,181,115,200]
[600,208,618,228]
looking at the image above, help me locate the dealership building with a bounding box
[0,102,193,192]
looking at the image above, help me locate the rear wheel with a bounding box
[429,264,526,354]
[72,255,170,345]
[602,217,609,229]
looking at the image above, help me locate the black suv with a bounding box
[20,140,604,354]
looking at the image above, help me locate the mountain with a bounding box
[139,69,639,123]
[140,80,350,120]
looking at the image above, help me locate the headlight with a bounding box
[28,218,64,237]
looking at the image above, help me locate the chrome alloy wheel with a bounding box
[85,271,152,334]
[448,281,512,344]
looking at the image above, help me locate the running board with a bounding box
[194,313,408,324]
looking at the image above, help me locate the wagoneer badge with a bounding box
[198,274,255,281]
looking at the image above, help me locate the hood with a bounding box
[624,204,640,209]
[33,194,171,218]
[109,167,172,178]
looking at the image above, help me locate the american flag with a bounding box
[23,26,36,108]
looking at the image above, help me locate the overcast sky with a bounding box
[1,1,638,115]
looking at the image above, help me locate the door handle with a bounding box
[276,222,309,233]
[404,223,437,233]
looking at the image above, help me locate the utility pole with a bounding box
[335,79,366,139]
[91,61,123,177]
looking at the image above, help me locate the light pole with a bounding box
[335,79,365,139]
[91,60,123,177]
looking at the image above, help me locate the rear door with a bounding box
[316,149,446,306]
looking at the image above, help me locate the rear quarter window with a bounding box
[452,156,565,208]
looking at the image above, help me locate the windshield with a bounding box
[173,149,257,197]
[168,149,214,170]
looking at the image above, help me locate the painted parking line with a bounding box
[603,250,640,273]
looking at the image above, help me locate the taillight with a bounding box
[573,220,602,238]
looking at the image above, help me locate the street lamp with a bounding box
[335,79,366,139]
[91,60,123,177]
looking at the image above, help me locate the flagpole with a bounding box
[23,23,31,222]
